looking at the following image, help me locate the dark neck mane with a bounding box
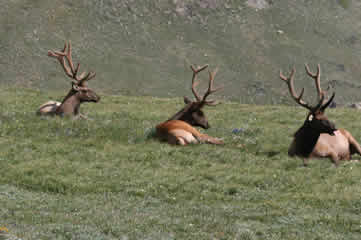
[167,104,191,122]
[55,90,81,115]
[61,89,77,104]
[293,124,321,157]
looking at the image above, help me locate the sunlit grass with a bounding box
[0,88,360,239]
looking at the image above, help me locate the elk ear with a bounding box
[184,96,192,104]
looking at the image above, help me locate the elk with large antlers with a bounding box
[37,41,100,117]
[156,64,224,145]
[280,64,361,166]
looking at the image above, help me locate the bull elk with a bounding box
[37,41,100,118]
[156,64,224,145]
[280,64,361,166]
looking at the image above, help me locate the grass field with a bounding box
[0,87,360,239]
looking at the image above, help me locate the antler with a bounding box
[190,64,209,102]
[304,64,336,111]
[304,64,323,100]
[47,41,96,89]
[190,64,223,106]
[280,67,325,112]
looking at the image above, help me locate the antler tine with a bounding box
[78,72,96,87]
[190,64,208,102]
[48,41,96,88]
[64,41,84,82]
[201,67,223,105]
[48,41,79,81]
[280,68,314,111]
[66,41,75,73]
[280,67,326,112]
[305,63,323,100]
[48,43,73,79]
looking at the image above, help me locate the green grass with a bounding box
[0,87,360,239]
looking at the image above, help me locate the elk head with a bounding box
[168,64,223,129]
[280,64,337,137]
[48,41,100,116]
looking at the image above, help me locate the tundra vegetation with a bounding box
[1,88,360,240]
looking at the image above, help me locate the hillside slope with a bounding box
[0,0,360,104]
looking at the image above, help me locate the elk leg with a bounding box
[303,158,310,167]
[167,130,199,145]
[195,134,224,145]
[339,129,361,156]
[329,152,340,166]
[72,113,89,120]
[167,135,186,145]
[176,137,187,146]
[78,113,88,119]
[176,136,198,145]
[349,140,361,156]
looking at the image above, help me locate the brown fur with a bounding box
[156,120,223,145]
[281,64,361,166]
[155,64,223,145]
[37,42,100,117]
[309,129,361,165]
[37,88,100,117]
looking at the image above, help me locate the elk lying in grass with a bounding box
[156,64,224,145]
[280,64,361,166]
[37,41,100,118]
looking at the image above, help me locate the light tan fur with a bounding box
[281,64,361,166]
[310,129,361,165]
[155,64,223,146]
[37,101,61,115]
[36,41,99,117]
[156,120,223,145]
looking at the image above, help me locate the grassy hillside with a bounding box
[0,88,360,239]
[0,0,361,104]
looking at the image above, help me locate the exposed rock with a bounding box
[246,0,270,10]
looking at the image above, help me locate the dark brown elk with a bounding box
[280,64,361,166]
[37,41,100,118]
[156,64,224,145]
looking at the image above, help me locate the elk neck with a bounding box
[56,90,81,115]
[292,121,322,157]
[167,103,193,122]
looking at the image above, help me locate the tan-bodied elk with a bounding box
[37,41,100,118]
[156,64,224,145]
[280,64,361,166]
